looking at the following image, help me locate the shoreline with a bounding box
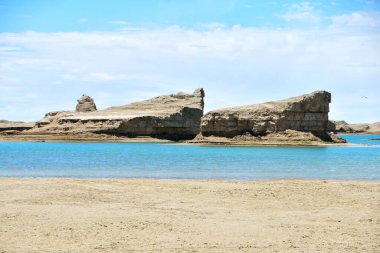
[0,133,173,143]
[1,178,380,184]
[338,132,380,135]
[0,133,357,146]
[1,178,379,252]
[2,176,378,181]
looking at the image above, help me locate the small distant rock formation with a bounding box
[333,121,380,133]
[334,121,354,132]
[76,94,97,112]
[0,121,35,134]
[31,89,205,140]
[201,91,333,138]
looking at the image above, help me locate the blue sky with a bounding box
[0,0,379,122]
[1,0,379,31]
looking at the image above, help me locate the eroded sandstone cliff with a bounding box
[31,88,205,140]
[0,121,35,135]
[201,91,335,141]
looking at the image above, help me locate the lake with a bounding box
[0,134,379,180]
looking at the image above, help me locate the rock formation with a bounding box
[369,122,380,133]
[334,121,380,133]
[334,121,354,132]
[31,89,205,140]
[76,94,97,112]
[0,121,35,134]
[201,91,334,140]
[327,120,336,132]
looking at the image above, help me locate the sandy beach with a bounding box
[0,179,379,252]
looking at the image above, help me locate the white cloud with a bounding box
[83,73,128,82]
[61,72,158,82]
[279,2,319,23]
[331,11,380,30]
[200,22,226,30]
[0,13,379,123]
[109,21,146,32]
[0,46,20,52]
[119,27,146,32]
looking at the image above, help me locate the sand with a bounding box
[0,179,379,252]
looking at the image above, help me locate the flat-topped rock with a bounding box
[0,121,35,133]
[201,91,332,138]
[31,89,205,140]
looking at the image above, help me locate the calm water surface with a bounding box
[0,134,379,180]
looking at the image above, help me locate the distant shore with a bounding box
[0,178,378,252]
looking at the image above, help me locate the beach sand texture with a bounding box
[0,179,379,252]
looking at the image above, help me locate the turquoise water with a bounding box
[0,134,379,180]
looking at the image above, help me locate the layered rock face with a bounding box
[76,94,97,112]
[201,91,332,138]
[0,121,35,134]
[32,89,205,140]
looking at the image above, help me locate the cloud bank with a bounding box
[0,12,379,123]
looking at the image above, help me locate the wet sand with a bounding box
[0,179,379,252]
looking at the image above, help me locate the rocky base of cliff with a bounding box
[0,130,348,146]
[187,130,346,146]
[0,132,174,143]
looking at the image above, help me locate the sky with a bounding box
[0,0,379,123]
